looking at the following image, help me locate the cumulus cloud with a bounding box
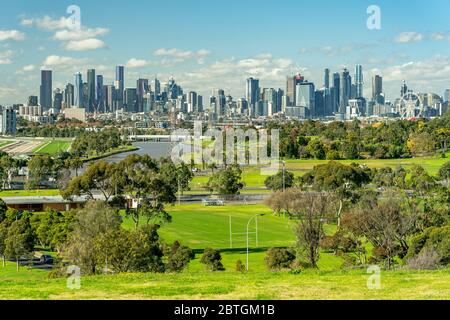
[394,32,423,43]
[154,48,211,59]
[181,54,296,96]
[20,15,108,51]
[0,50,14,64]
[126,58,154,68]
[20,15,71,31]
[380,55,450,86]
[53,27,109,41]
[42,55,87,68]
[0,30,25,41]
[63,38,107,51]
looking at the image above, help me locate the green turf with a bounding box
[0,189,61,197]
[123,204,297,250]
[33,140,72,155]
[1,203,449,300]
[0,140,14,148]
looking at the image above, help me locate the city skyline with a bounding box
[1,0,450,104]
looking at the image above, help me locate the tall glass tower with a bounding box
[354,65,364,98]
[115,66,124,107]
[74,72,83,108]
[40,70,52,111]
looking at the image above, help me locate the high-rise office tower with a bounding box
[286,74,304,106]
[339,68,351,113]
[246,77,260,115]
[136,78,149,112]
[354,65,364,98]
[188,91,198,113]
[115,66,125,107]
[211,89,226,116]
[87,69,96,112]
[96,75,104,112]
[401,80,408,97]
[53,88,63,112]
[444,89,450,103]
[331,72,340,113]
[197,95,203,112]
[372,75,383,101]
[152,78,161,97]
[124,88,137,112]
[324,68,330,89]
[104,85,116,112]
[74,72,83,108]
[295,82,315,118]
[64,83,74,107]
[40,70,52,111]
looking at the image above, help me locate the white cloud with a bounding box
[153,48,211,59]
[20,15,71,31]
[63,38,107,51]
[15,64,36,74]
[380,55,450,85]
[42,55,87,67]
[395,32,423,43]
[126,58,153,68]
[22,64,35,72]
[53,27,109,41]
[20,15,108,51]
[0,50,14,64]
[0,30,25,41]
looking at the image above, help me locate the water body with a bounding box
[103,142,173,163]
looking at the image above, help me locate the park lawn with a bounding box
[0,189,60,197]
[0,260,449,299]
[33,140,72,155]
[1,203,449,300]
[190,153,450,190]
[0,140,14,148]
[123,204,297,250]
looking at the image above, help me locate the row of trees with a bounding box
[263,161,449,270]
[269,114,450,160]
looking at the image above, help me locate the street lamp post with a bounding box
[246,214,265,272]
[282,160,286,191]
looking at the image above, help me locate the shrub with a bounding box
[166,241,194,273]
[200,248,225,271]
[406,226,450,266]
[265,248,295,271]
[407,247,441,270]
[235,259,245,272]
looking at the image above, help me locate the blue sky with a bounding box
[0,0,449,104]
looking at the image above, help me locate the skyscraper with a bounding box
[65,83,74,108]
[339,68,351,113]
[324,68,330,89]
[40,70,52,111]
[286,74,304,107]
[53,88,63,112]
[354,65,364,98]
[74,72,83,108]
[401,80,408,97]
[136,78,149,112]
[96,75,104,112]
[124,88,137,112]
[115,66,125,107]
[246,77,260,115]
[87,69,96,112]
[444,89,450,103]
[372,75,383,101]
[296,82,315,118]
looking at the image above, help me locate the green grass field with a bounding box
[33,140,72,155]
[1,203,449,300]
[190,153,450,191]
